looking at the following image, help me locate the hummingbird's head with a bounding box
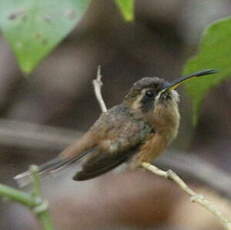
[124,69,217,138]
[124,77,181,140]
[124,77,179,114]
[124,69,217,115]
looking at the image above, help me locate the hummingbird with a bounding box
[15,69,217,186]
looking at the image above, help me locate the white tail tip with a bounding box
[14,171,32,188]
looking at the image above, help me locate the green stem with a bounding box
[0,165,55,230]
[37,209,55,230]
[30,165,42,197]
[30,165,55,230]
[0,183,37,207]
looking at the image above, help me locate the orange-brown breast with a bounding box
[129,133,168,168]
[130,100,180,168]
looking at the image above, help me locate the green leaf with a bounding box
[115,0,134,21]
[0,0,91,74]
[183,17,231,124]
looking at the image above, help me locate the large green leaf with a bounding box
[183,17,231,124]
[0,0,91,73]
[115,0,134,21]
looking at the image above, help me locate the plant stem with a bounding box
[0,183,37,207]
[0,165,54,230]
[30,165,55,230]
[37,208,55,230]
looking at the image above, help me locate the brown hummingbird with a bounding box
[15,69,217,186]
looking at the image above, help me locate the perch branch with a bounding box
[156,152,231,200]
[142,163,231,230]
[92,69,231,230]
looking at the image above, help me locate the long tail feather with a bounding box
[14,151,89,187]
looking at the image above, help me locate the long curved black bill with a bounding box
[161,69,218,93]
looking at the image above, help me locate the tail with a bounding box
[14,151,89,187]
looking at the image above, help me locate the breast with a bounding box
[129,132,168,168]
[130,100,180,168]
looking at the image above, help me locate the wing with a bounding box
[73,105,153,180]
[73,147,136,180]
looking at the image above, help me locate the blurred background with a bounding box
[0,0,231,229]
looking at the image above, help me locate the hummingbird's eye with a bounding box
[145,90,154,98]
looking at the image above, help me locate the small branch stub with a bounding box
[93,66,107,113]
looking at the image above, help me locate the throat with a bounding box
[151,103,180,143]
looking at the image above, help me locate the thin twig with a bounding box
[31,165,41,197]
[0,183,37,207]
[0,166,54,230]
[93,65,107,112]
[156,152,231,200]
[30,165,54,230]
[92,70,231,230]
[142,163,231,230]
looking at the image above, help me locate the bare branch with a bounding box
[156,152,231,200]
[142,162,231,230]
[93,65,107,113]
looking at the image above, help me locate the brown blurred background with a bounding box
[0,0,231,229]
